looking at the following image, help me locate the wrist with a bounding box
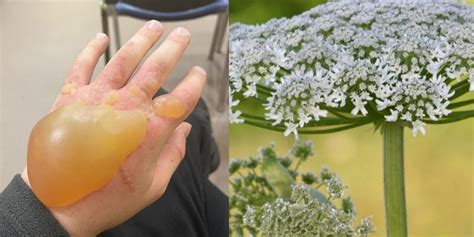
[49,208,96,237]
[21,169,96,237]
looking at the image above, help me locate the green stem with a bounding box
[243,119,371,134]
[257,84,275,93]
[450,82,470,100]
[383,122,408,237]
[447,99,474,109]
[294,159,302,172]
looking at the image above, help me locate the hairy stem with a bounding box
[383,122,408,237]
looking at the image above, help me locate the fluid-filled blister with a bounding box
[27,102,148,207]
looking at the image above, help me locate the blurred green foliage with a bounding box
[230,0,327,24]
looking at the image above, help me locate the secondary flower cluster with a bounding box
[244,184,375,237]
[229,142,375,236]
[230,1,474,137]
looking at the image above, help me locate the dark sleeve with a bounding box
[203,179,229,237]
[0,174,69,237]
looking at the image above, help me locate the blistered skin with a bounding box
[154,96,186,118]
[27,102,148,207]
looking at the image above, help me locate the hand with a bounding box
[21,20,206,236]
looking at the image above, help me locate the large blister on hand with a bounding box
[27,102,148,207]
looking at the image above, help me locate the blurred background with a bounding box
[0,0,228,194]
[229,1,473,236]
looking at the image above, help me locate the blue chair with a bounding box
[100,0,228,63]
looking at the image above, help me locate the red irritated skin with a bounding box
[21,20,207,237]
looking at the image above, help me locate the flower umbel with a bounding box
[230,1,474,137]
[229,142,375,236]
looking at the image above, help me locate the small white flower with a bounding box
[376,99,391,111]
[385,109,399,122]
[309,106,328,121]
[266,112,284,126]
[401,112,413,122]
[284,122,299,140]
[230,109,244,124]
[350,94,368,116]
[229,88,244,124]
[243,83,257,98]
[434,101,451,117]
[297,109,311,127]
[412,120,426,137]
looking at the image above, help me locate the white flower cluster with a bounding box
[231,142,376,236]
[243,184,375,236]
[230,1,474,136]
[325,174,346,199]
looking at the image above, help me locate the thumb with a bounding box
[145,122,191,203]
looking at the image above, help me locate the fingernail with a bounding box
[193,66,206,77]
[147,20,162,31]
[175,27,190,38]
[95,33,107,41]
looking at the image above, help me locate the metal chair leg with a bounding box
[208,15,220,60]
[215,11,228,54]
[111,7,122,52]
[217,50,229,112]
[208,10,229,111]
[100,2,111,64]
[209,11,227,60]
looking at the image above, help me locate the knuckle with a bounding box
[113,51,130,65]
[149,60,168,73]
[167,35,188,45]
[122,39,137,51]
[87,41,101,52]
[106,55,129,85]
[84,41,103,57]
[139,61,168,93]
[147,61,168,78]
[139,29,158,42]
[140,73,160,96]
[127,84,148,99]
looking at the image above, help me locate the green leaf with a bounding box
[261,148,295,198]
[342,197,355,214]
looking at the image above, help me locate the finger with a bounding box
[136,66,205,179]
[66,33,109,86]
[141,67,206,167]
[152,66,207,128]
[146,122,192,202]
[94,20,163,89]
[126,27,191,98]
